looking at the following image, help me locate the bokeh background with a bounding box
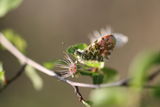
[0,0,160,107]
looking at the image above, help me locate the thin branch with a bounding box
[0,32,129,89]
[0,33,56,77]
[148,70,160,82]
[73,86,85,102]
[73,86,92,107]
[0,33,159,89]
[0,64,26,92]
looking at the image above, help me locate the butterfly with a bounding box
[75,27,128,62]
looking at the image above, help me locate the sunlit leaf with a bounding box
[129,51,160,88]
[67,43,88,54]
[2,29,27,53]
[0,0,23,17]
[90,88,127,107]
[83,61,104,69]
[0,62,5,85]
[25,65,43,91]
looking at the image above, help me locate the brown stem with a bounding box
[148,70,160,82]
[73,86,85,102]
[0,64,26,92]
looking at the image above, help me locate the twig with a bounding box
[0,64,26,92]
[73,86,92,107]
[0,33,56,76]
[1,33,159,89]
[148,70,160,82]
[73,86,85,102]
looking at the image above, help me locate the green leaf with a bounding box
[83,61,104,69]
[43,61,55,70]
[43,61,57,70]
[92,73,104,84]
[90,88,127,107]
[129,51,160,88]
[2,29,27,53]
[0,0,23,17]
[25,66,43,91]
[0,62,5,85]
[67,43,88,54]
[101,67,118,82]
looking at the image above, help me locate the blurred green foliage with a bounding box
[0,29,43,91]
[2,29,27,53]
[129,51,160,88]
[0,62,5,85]
[0,0,23,17]
[89,50,160,107]
[25,65,43,91]
[43,61,56,70]
[0,0,44,91]
[90,88,128,107]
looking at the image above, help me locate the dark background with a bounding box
[0,0,160,107]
